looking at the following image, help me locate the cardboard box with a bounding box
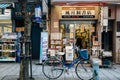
[65,46,74,61]
[48,49,56,56]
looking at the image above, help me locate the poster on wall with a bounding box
[0,9,11,20]
[40,32,48,63]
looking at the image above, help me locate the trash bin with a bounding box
[92,58,99,80]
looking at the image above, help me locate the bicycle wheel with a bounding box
[42,57,64,79]
[75,60,93,80]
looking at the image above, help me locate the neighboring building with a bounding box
[0,2,42,60]
[49,0,120,63]
[0,3,13,35]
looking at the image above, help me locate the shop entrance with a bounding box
[60,20,97,50]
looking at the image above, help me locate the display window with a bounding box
[60,20,96,50]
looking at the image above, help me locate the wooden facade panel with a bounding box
[116,6,120,21]
[51,6,60,32]
[108,5,115,19]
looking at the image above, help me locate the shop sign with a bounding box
[4,9,11,16]
[103,19,108,26]
[42,0,48,13]
[40,32,48,63]
[0,9,11,20]
[35,4,42,23]
[0,20,12,24]
[62,7,95,18]
[14,2,34,19]
[116,32,120,36]
[103,7,108,19]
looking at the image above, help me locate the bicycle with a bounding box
[42,48,94,80]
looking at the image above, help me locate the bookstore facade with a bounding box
[49,1,120,63]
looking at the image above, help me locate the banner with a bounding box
[35,4,42,23]
[40,32,48,63]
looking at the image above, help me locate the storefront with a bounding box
[0,4,13,34]
[50,5,100,52]
[49,1,120,64]
[59,20,97,50]
[0,3,17,61]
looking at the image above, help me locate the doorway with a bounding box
[101,20,114,51]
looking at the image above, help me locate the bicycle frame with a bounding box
[42,49,93,80]
[47,48,89,69]
[60,54,82,69]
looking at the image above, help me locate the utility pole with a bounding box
[18,0,43,80]
[18,0,33,80]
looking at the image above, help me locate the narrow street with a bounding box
[0,61,120,80]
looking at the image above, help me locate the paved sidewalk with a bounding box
[0,61,120,80]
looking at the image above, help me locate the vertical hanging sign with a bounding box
[40,32,48,63]
[103,7,108,32]
[35,4,42,23]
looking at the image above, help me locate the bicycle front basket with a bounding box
[80,49,89,59]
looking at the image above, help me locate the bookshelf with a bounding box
[50,33,63,51]
[0,33,17,61]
